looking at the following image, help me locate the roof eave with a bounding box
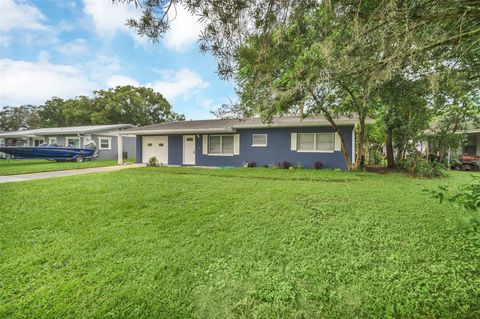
[126,127,236,135]
[231,119,366,129]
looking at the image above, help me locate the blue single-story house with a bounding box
[119,116,367,170]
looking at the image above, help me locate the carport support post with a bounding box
[117,133,123,165]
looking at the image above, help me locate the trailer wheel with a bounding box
[75,156,84,163]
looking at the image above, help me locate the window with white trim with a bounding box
[297,133,334,152]
[209,135,234,155]
[48,137,57,144]
[99,137,112,150]
[252,134,267,147]
[66,137,81,148]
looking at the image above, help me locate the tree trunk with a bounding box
[395,145,403,164]
[323,112,353,170]
[308,90,352,170]
[385,126,395,168]
[354,116,366,170]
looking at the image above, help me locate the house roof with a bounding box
[424,121,480,135]
[126,115,369,134]
[0,124,134,138]
[465,123,480,134]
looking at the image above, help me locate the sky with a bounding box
[0,0,236,119]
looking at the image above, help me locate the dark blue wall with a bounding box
[137,125,354,169]
[199,126,352,169]
[168,134,183,165]
[135,135,142,163]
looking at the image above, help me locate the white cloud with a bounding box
[148,68,209,100]
[198,98,214,109]
[56,38,89,56]
[0,0,48,32]
[106,75,140,88]
[0,53,210,108]
[82,0,145,44]
[0,57,95,106]
[85,54,121,81]
[163,5,202,53]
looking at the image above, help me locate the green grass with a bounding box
[1,168,478,318]
[0,159,133,176]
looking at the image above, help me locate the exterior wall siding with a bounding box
[93,135,136,160]
[137,125,354,170]
[198,126,353,169]
[168,134,184,165]
[136,135,143,163]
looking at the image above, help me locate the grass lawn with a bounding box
[1,168,478,318]
[0,159,133,176]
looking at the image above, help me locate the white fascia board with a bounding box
[126,128,236,135]
[231,120,363,129]
[0,133,39,138]
[85,125,135,134]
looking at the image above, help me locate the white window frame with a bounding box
[33,138,45,146]
[65,136,81,148]
[208,134,234,156]
[252,134,268,147]
[48,137,57,144]
[297,133,335,153]
[98,137,112,150]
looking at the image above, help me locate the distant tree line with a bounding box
[0,86,184,131]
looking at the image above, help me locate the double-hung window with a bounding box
[297,133,334,152]
[209,135,234,155]
[252,134,267,147]
[99,137,112,150]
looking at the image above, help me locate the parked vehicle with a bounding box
[453,155,480,171]
[0,141,98,162]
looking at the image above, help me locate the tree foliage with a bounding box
[118,0,480,170]
[0,105,41,131]
[1,86,183,131]
[426,175,480,212]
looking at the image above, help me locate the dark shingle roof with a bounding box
[127,115,365,134]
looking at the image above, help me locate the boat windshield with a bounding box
[38,143,60,147]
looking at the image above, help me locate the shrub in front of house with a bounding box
[405,157,447,178]
[314,161,324,170]
[276,161,293,169]
[147,157,159,167]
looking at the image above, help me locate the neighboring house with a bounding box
[0,132,4,158]
[120,116,366,170]
[0,124,136,160]
[425,122,480,157]
[461,123,480,156]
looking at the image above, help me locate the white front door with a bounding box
[142,136,168,164]
[183,135,196,165]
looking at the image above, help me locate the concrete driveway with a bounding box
[0,164,145,184]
